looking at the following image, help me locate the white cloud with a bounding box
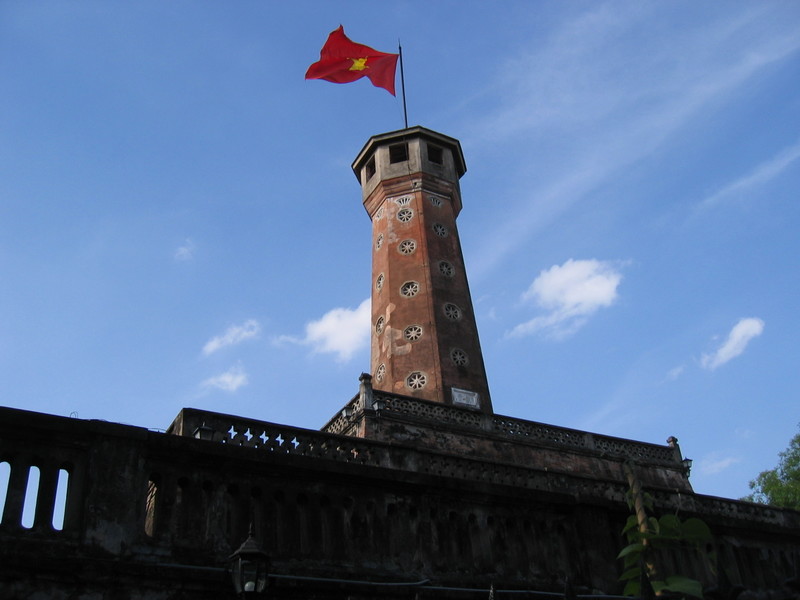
[279,298,370,363]
[697,453,741,476]
[508,259,623,339]
[201,365,248,393]
[203,319,260,356]
[701,317,764,370]
[174,239,195,261]
[698,140,800,210]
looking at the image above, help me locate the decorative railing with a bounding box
[171,406,796,527]
[174,407,633,499]
[319,384,680,466]
[1,405,797,557]
[380,393,484,428]
[492,416,590,448]
[2,406,799,598]
[319,394,363,436]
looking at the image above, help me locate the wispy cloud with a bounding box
[701,317,764,370]
[508,259,624,339]
[203,320,261,356]
[467,5,800,277]
[697,452,741,476]
[174,238,195,261]
[278,298,370,363]
[201,364,248,393]
[663,365,685,383]
[698,140,800,210]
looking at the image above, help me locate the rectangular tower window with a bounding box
[389,143,408,164]
[427,144,443,165]
[365,157,376,180]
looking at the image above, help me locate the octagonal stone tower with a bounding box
[352,127,493,413]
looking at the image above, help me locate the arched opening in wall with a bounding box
[318,495,331,551]
[295,492,310,556]
[174,477,190,539]
[0,461,10,524]
[52,468,70,531]
[227,484,243,545]
[200,480,214,542]
[145,474,160,538]
[251,486,265,547]
[21,465,40,529]
[176,477,188,505]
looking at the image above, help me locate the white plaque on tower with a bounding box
[451,388,480,408]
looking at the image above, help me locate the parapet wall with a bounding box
[321,385,691,492]
[1,405,799,599]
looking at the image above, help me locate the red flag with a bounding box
[305,26,399,96]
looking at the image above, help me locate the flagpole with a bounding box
[398,40,408,129]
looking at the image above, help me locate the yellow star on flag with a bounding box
[349,57,369,71]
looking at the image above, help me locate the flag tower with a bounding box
[352,127,493,413]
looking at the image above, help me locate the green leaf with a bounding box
[648,516,660,534]
[622,553,639,569]
[658,514,681,537]
[681,518,713,543]
[660,575,704,598]
[625,490,635,511]
[622,579,640,597]
[619,566,641,582]
[650,580,667,594]
[622,515,639,535]
[646,534,670,550]
[617,542,644,559]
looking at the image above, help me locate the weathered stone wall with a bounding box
[322,387,692,492]
[1,405,799,599]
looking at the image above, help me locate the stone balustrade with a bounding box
[2,404,794,553]
[2,404,799,598]
[320,390,680,466]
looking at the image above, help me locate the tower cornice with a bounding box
[352,126,467,181]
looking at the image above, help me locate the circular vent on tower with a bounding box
[443,303,462,321]
[404,325,423,341]
[406,371,427,390]
[375,234,384,250]
[433,223,448,237]
[450,348,469,367]
[438,261,455,277]
[375,316,385,335]
[398,239,417,255]
[400,281,420,298]
[397,208,414,223]
[396,196,412,206]
[376,273,385,290]
[375,363,386,382]
[429,195,443,207]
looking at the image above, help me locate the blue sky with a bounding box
[2,1,799,501]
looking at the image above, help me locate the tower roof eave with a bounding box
[351,126,467,181]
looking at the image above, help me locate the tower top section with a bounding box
[352,126,467,205]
